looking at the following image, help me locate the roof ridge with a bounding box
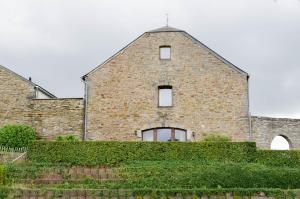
[147,26,184,33]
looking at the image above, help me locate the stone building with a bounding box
[0,65,84,139]
[82,26,250,142]
[0,26,299,149]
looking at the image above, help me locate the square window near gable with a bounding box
[160,46,171,60]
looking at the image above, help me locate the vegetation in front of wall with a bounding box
[2,161,300,190]
[0,165,6,185]
[3,141,300,198]
[3,163,67,184]
[118,161,300,189]
[27,141,300,168]
[0,124,36,148]
[255,150,300,168]
[27,141,257,166]
[55,135,80,142]
[0,187,297,199]
[0,186,10,199]
[202,133,232,142]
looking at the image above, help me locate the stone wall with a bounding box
[0,66,35,126]
[85,31,250,141]
[31,98,84,139]
[251,116,300,149]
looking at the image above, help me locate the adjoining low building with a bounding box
[0,26,299,149]
[0,65,84,139]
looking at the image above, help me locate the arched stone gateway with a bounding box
[270,135,292,150]
[251,116,300,149]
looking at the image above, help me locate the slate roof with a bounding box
[0,64,56,98]
[147,26,184,33]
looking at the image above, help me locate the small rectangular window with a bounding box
[160,46,171,59]
[159,86,172,107]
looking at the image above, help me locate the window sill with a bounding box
[159,58,171,61]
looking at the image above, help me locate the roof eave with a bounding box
[82,33,147,79]
[181,32,249,77]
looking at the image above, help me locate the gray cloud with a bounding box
[0,0,300,118]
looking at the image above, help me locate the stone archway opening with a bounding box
[270,135,292,150]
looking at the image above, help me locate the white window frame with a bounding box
[158,86,172,107]
[159,46,171,60]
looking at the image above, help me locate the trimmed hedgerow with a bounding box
[27,141,256,166]
[0,187,291,198]
[119,161,300,189]
[55,135,80,142]
[0,124,36,148]
[40,161,300,190]
[255,150,300,168]
[202,134,231,142]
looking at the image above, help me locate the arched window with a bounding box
[142,128,187,142]
[270,135,291,150]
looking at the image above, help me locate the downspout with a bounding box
[82,77,88,141]
[247,75,252,141]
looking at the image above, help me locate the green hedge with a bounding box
[27,141,256,166]
[0,124,36,148]
[0,187,293,199]
[255,150,300,168]
[120,161,300,189]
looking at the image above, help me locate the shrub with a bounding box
[202,134,231,142]
[56,135,80,142]
[27,141,256,166]
[0,165,6,185]
[0,124,36,148]
[255,150,300,168]
[0,186,9,199]
[120,161,300,189]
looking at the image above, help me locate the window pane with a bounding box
[160,47,171,59]
[157,128,172,141]
[175,129,186,142]
[143,130,154,141]
[159,88,172,106]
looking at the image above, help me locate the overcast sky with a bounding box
[0,0,300,118]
